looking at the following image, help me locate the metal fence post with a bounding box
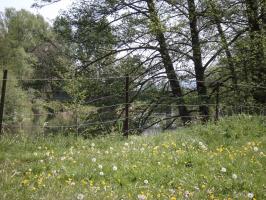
[0,70,8,135]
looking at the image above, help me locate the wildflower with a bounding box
[99,171,104,176]
[40,160,44,163]
[21,179,29,186]
[124,142,129,146]
[199,142,208,151]
[169,189,175,194]
[98,164,103,169]
[232,173,237,179]
[91,143,95,147]
[137,194,147,200]
[253,147,258,152]
[61,156,66,161]
[194,186,200,191]
[110,147,113,150]
[92,158,96,162]
[184,191,190,199]
[33,152,38,156]
[247,192,254,199]
[112,165,118,171]
[77,193,85,200]
[170,197,177,200]
[221,167,227,173]
[70,182,75,186]
[144,179,149,184]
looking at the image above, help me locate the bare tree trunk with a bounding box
[187,0,209,121]
[146,0,191,124]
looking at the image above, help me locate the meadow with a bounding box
[0,115,265,200]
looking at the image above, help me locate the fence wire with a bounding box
[1,76,265,135]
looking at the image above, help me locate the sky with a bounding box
[0,0,74,22]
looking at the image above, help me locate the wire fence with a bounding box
[0,74,265,136]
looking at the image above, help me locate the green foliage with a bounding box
[1,72,32,126]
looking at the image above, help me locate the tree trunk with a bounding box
[187,0,209,121]
[146,0,191,124]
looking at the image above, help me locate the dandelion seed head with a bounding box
[184,191,190,199]
[253,147,258,152]
[77,193,84,200]
[221,167,227,173]
[232,173,237,179]
[247,192,254,199]
[137,194,147,200]
[99,171,104,176]
[112,165,118,171]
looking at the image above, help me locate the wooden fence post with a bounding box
[123,75,129,137]
[215,83,220,121]
[0,70,8,135]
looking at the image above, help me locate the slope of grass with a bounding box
[0,115,265,200]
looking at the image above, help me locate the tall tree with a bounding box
[146,0,191,123]
[186,0,209,121]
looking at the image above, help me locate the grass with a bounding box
[0,115,265,200]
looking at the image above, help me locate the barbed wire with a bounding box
[3,103,265,119]
[1,76,266,89]
[2,105,265,130]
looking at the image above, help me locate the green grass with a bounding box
[0,115,265,200]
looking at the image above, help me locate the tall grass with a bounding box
[0,115,265,200]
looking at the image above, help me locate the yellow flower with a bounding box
[170,197,177,200]
[81,179,87,185]
[21,179,29,186]
[90,180,94,186]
